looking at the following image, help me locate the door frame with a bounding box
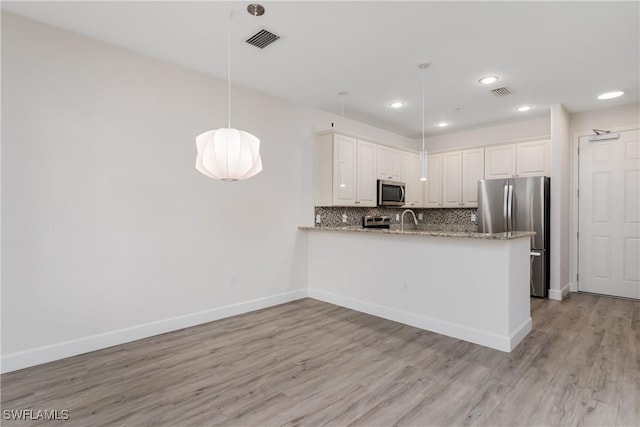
[571,124,640,293]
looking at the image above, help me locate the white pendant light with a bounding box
[418,63,429,181]
[195,12,262,181]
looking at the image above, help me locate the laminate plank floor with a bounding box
[1,294,638,426]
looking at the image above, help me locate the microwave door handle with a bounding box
[400,186,405,202]
[503,184,509,231]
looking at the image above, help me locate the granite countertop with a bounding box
[299,225,535,240]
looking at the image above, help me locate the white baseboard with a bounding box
[308,288,529,353]
[1,289,308,374]
[549,282,571,300]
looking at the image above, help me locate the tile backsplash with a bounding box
[314,206,478,229]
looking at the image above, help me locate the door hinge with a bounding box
[577,231,579,239]
[577,273,579,282]
[577,146,580,155]
[577,189,579,198]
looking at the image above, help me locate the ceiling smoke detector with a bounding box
[491,86,513,97]
[245,28,281,49]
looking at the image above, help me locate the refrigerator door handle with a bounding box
[507,184,514,231]
[503,185,509,231]
[530,251,542,256]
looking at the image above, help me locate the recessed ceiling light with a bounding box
[437,122,449,128]
[389,101,405,109]
[597,91,624,100]
[479,75,499,85]
[516,105,532,112]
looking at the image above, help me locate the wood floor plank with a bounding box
[1,294,638,427]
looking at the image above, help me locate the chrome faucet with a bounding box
[401,209,418,232]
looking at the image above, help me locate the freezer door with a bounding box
[530,249,547,297]
[512,177,549,249]
[477,179,508,233]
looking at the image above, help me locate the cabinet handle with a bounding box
[355,201,360,204]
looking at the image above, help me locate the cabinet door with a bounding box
[356,140,377,206]
[402,152,423,207]
[485,144,516,179]
[516,139,550,177]
[388,148,402,180]
[442,151,463,207]
[376,146,402,180]
[332,134,357,206]
[424,153,443,207]
[462,148,484,207]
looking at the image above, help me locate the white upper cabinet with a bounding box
[402,152,423,207]
[462,148,485,207]
[484,144,516,179]
[355,140,378,206]
[442,151,463,207]
[331,134,357,206]
[314,131,379,207]
[516,139,550,177]
[485,139,550,179]
[424,153,443,208]
[376,145,402,181]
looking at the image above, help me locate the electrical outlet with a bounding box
[471,213,477,222]
[230,274,238,286]
[418,213,424,221]
[342,214,347,223]
[316,214,321,225]
[395,214,400,221]
[402,280,408,291]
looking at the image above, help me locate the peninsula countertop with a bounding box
[299,225,535,240]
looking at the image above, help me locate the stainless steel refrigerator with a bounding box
[477,177,550,297]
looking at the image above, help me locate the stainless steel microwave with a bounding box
[377,180,405,206]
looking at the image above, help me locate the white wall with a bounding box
[425,117,550,153]
[0,13,415,371]
[549,104,571,300]
[570,103,639,136]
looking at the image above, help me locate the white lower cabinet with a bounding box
[402,152,423,207]
[424,153,443,207]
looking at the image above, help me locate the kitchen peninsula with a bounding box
[301,226,534,352]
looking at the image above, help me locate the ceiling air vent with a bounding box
[245,28,280,49]
[491,86,513,97]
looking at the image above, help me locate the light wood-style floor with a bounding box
[1,294,639,427]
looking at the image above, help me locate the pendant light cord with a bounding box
[422,68,425,155]
[228,11,232,129]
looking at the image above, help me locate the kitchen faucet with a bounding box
[401,209,418,232]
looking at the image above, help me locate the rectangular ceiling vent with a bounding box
[491,86,513,97]
[245,28,281,49]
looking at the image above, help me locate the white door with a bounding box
[578,129,640,299]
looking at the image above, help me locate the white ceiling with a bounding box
[3,1,639,138]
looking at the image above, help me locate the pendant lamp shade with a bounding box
[195,11,262,182]
[196,128,262,181]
